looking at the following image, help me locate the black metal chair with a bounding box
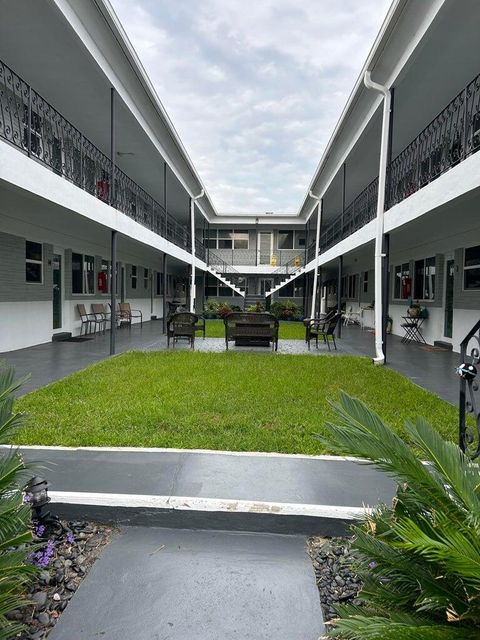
[167,312,198,349]
[307,313,342,351]
[304,309,336,344]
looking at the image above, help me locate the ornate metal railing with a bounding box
[207,249,245,290]
[319,70,480,256]
[0,58,193,253]
[457,319,480,459]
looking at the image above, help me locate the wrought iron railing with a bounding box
[208,249,245,290]
[0,58,193,253]
[457,318,480,459]
[319,70,480,255]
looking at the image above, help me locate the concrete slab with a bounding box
[20,447,395,507]
[48,527,324,640]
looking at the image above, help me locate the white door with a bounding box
[258,232,272,265]
[260,278,273,295]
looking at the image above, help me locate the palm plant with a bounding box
[0,365,36,639]
[318,392,480,640]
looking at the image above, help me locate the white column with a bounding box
[190,190,204,313]
[309,195,322,317]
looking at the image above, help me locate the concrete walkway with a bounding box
[1,321,459,402]
[48,526,324,640]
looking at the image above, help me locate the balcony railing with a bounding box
[0,58,194,254]
[320,70,480,255]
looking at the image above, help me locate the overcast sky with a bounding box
[110,0,391,214]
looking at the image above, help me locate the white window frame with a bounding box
[413,256,436,301]
[71,252,95,295]
[25,240,43,284]
[393,263,411,301]
[463,245,480,291]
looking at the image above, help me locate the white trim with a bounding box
[49,490,371,520]
[8,444,365,462]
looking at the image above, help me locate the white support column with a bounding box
[190,190,204,313]
[309,192,322,318]
[364,71,391,366]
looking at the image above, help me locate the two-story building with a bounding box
[1,0,479,358]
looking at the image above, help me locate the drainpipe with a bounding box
[309,192,322,318]
[363,70,391,366]
[190,190,204,313]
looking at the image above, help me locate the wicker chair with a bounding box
[167,312,198,349]
[303,309,336,342]
[306,312,342,351]
[224,312,279,351]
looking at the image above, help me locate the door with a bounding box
[258,232,272,265]
[260,278,273,295]
[52,253,62,330]
[443,257,454,338]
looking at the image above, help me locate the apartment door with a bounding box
[443,257,454,339]
[52,253,62,330]
[260,278,273,296]
[258,232,272,265]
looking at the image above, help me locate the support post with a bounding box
[337,255,343,338]
[110,88,116,207]
[162,253,168,334]
[382,233,390,361]
[310,196,322,318]
[163,161,168,237]
[341,162,346,236]
[110,230,117,355]
[317,267,323,317]
[190,198,195,313]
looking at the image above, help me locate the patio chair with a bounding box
[304,309,336,343]
[167,312,198,349]
[307,312,342,351]
[76,304,104,336]
[343,306,360,326]
[119,302,143,327]
[91,303,109,335]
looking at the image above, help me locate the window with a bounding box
[23,106,42,156]
[131,265,137,290]
[156,272,164,296]
[347,275,357,299]
[233,231,249,250]
[204,229,217,249]
[218,230,233,249]
[205,275,234,297]
[26,241,43,283]
[279,280,304,298]
[71,253,94,294]
[294,232,306,249]
[278,231,294,250]
[464,245,480,289]
[144,268,149,289]
[414,257,435,300]
[204,230,249,249]
[393,263,410,299]
[363,271,369,294]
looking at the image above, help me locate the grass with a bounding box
[202,319,305,340]
[15,351,457,454]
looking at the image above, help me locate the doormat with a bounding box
[420,345,449,352]
[60,336,95,343]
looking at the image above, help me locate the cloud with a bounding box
[110,0,391,213]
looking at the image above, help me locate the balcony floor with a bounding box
[0,321,458,404]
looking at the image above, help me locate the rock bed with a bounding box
[12,520,113,639]
[308,536,362,623]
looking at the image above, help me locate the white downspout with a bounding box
[363,70,391,366]
[190,190,204,313]
[308,191,322,318]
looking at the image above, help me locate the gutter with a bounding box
[363,71,391,366]
[190,190,204,312]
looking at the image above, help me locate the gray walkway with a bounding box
[0,321,460,402]
[20,447,395,507]
[48,526,324,640]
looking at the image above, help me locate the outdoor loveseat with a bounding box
[224,312,279,351]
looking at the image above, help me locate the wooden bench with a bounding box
[224,312,279,351]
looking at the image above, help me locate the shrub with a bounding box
[203,299,220,318]
[318,392,480,640]
[0,366,36,638]
[270,300,301,320]
[217,302,233,318]
[246,302,265,313]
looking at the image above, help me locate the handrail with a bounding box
[0,58,192,253]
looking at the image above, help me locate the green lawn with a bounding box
[202,319,305,340]
[15,351,457,454]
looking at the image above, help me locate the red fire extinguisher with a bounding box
[97,271,107,292]
[401,275,411,299]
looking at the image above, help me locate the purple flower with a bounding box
[368,561,378,569]
[66,532,75,544]
[28,539,56,568]
[23,494,31,504]
[35,524,45,537]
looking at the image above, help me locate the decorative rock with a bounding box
[31,591,48,608]
[37,612,50,626]
[53,593,61,601]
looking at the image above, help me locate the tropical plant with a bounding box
[0,365,36,639]
[217,302,233,318]
[246,302,265,313]
[203,299,220,318]
[270,300,301,320]
[318,392,480,640]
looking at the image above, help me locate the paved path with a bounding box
[48,526,324,640]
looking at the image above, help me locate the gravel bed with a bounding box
[308,536,363,623]
[9,520,114,639]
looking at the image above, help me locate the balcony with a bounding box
[0,58,206,262]
[320,70,480,255]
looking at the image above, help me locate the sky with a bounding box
[110,0,392,214]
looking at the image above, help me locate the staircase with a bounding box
[244,293,266,310]
[265,265,306,298]
[207,250,246,297]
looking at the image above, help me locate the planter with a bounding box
[408,306,421,318]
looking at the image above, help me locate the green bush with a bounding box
[217,302,233,318]
[0,366,36,638]
[270,299,301,320]
[246,302,265,313]
[318,393,480,640]
[203,299,220,318]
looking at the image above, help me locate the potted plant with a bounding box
[407,300,421,317]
